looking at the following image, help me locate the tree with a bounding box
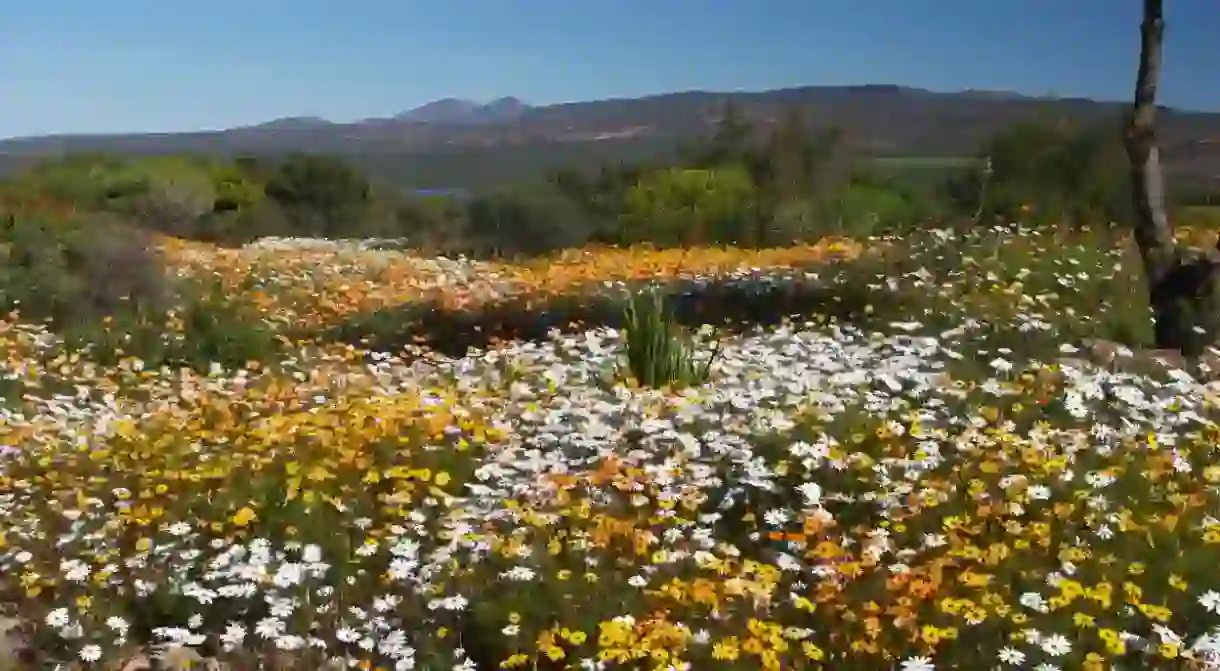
[1125,0,1220,355]
[754,108,826,219]
[704,100,755,168]
[975,119,1127,227]
[678,100,756,171]
[465,183,598,257]
[264,154,373,238]
[544,163,642,240]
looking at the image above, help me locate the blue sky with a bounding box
[2,0,1218,138]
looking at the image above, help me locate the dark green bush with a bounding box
[264,153,373,238]
[465,183,600,257]
[0,213,168,327]
[968,119,1129,227]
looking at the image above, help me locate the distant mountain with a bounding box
[957,89,1032,102]
[395,98,482,124]
[2,84,1218,188]
[481,97,530,121]
[395,97,532,124]
[247,116,334,130]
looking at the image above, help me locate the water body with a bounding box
[411,188,470,199]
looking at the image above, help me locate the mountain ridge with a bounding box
[392,96,532,125]
[0,84,1145,143]
[2,84,1218,188]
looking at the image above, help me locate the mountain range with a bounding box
[2,85,1219,190]
[391,97,532,125]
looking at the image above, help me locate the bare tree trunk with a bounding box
[1125,0,1220,355]
[1125,0,1176,287]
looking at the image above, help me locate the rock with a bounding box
[155,646,202,671]
[119,652,152,671]
[1075,338,1220,380]
[1082,338,1135,366]
[0,615,29,669]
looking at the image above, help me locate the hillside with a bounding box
[3,84,1220,190]
[393,97,532,124]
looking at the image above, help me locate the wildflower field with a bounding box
[5,223,1220,670]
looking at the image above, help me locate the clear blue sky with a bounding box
[2,0,1218,138]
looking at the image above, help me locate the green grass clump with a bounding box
[621,289,719,388]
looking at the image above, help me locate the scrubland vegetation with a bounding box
[4,45,1220,669]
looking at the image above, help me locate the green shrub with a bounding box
[9,154,146,208]
[0,213,168,328]
[822,182,915,237]
[395,195,473,253]
[118,170,218,238]
[0,213,280,371]
[766,197,822,243]
[264,153,373,238]
[205,198,296,245]
[203,160,265,213]
[465,183,599,257]
[166,280,282,371]
[58,279,282,372]
[618,166,759,247]
[971,119,1129,227]
[621,290,718,389]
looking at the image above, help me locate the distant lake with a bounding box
[411,188,470,199]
